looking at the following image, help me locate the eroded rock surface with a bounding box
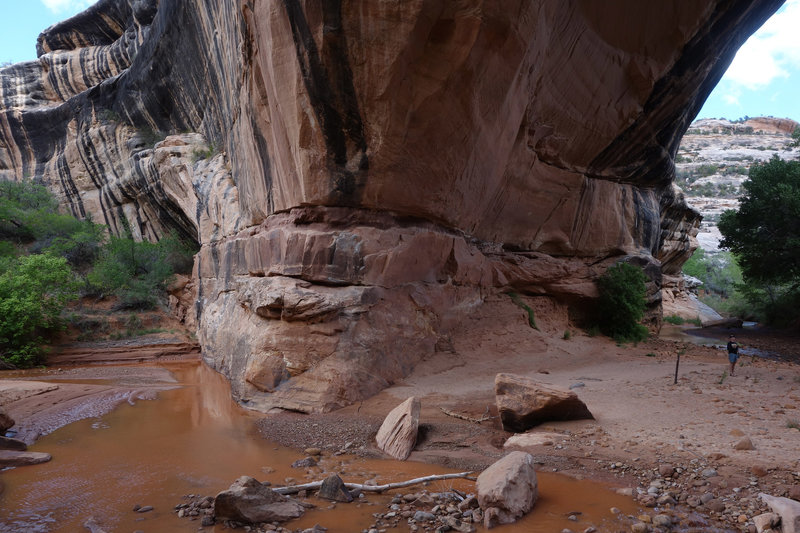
[375,396,420,461]
[476,451,538,529]
[495,373,594,432]
[0,0,784,412]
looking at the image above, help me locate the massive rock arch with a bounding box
[0,0,784,411]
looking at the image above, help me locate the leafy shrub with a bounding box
[663,315,685,325]
[88,229,196,310]
[594,262,648,343]
[0,254,79,366]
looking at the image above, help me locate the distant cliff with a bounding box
[0,0,785,412]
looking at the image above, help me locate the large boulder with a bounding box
[494,373,593,432]
[375,396,420,460]
[476,451,538,529]
[760,493,800,533]
[214,476,305,524]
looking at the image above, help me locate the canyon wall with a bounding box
[0,0,784,411]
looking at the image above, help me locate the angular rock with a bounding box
[214,476,305,524]
[375,397,420,460]
[753,512,781,533]
[0,450,51,467]
[0,436,26,451]
[476,451,538,528]
[760,493,800,533]
[443,515,476,533]
[734,437,755,450]
[494,374,593,432]
[317,474,353,503]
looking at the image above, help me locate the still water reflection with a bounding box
[0,362,636,532]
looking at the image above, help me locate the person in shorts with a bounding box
[727,334,740,376]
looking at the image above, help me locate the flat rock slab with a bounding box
[0,436,27,451]
[0,381,59,405]
[375,396,420,460]
[503,431,564,449]
[0,450,52,467]
[495,373,593,432]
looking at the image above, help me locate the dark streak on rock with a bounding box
[282,0,368,205]
[586,0,784,187]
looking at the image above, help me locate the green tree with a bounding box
[0,254,79,367]
[595,262,648,342]
[719,156,800,285]
[791,126,800,148]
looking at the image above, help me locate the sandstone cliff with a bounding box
[0,0,785,412]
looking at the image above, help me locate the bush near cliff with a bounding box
[0,254,78,367]
[594,262,648,343]
[0,179,197,366]
[719,156,800,325]
[88,229,195,310]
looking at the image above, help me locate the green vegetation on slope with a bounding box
[0,179,197,367]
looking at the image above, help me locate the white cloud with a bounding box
[41,0,96,14]
[721,0,800,90]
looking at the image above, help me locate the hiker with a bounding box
[727,334,740,376]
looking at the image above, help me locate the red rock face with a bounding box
[0,0,785,411]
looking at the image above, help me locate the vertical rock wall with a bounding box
[0,0,785,411]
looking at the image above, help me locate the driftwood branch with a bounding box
[272,471,475,495]
[440,406,496,423]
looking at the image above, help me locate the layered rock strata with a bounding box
[0,0,785,411]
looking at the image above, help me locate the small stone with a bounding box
[413,510,435,522]
[136,505,154,513]
[751,465,768,477]
[291,456,318,468]
[201,515,215,527]
[658,464,675,477]
[304,448,322,456]
[652,514,672,527]
[631,522,648,533]
[701,468,718,478]
[705,499,725,512]
[734,437,755,451]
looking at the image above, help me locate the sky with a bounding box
[0,0,798,123]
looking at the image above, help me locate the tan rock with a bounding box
[734,437,755,450]
[0,450,52,467]
[503,432,563,449]
[760,493,800,533]
[375,397,420,461]
[494,373,593,432]
[477,451,538,529]
[0,381,59,406]
[753,512,780,533]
